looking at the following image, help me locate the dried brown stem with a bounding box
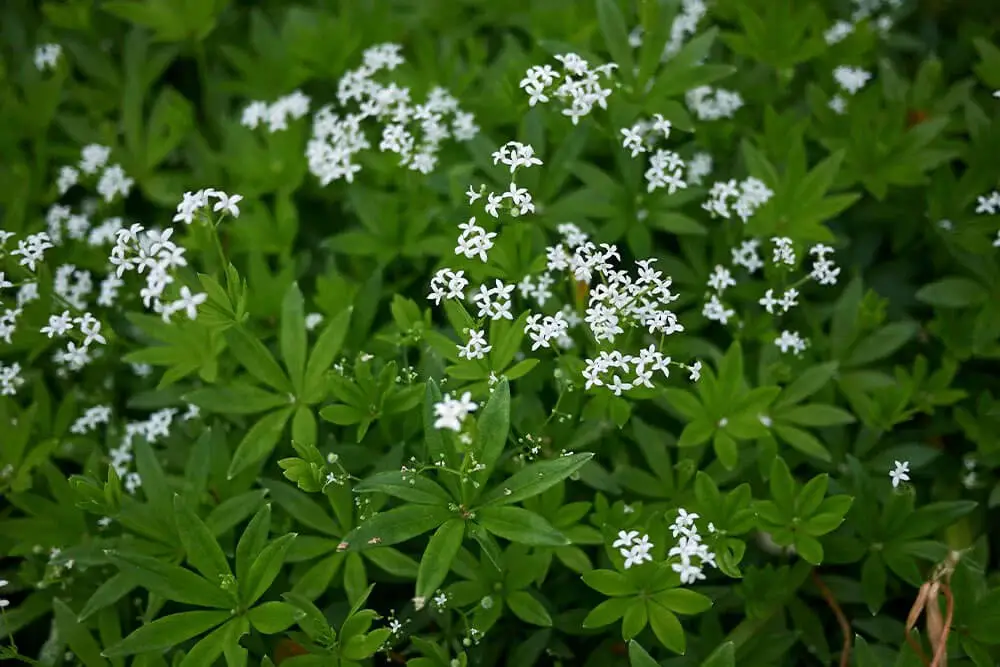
[811,569,852,667]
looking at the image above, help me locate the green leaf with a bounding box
[628,640,660,667]
[236,503,272,585]
[861,553,886,614]
[54,599,108,667]
[260,480,340,536]
[479,453,594,506]
[102,610,230,657]
[773,423,831,462]
[769,457,796,515]
[794,535,824,565]
[781,404,855,427]
[583,597,633,628]
[648,602,685,654]
[415,519,466,602]
[106,551,231,608]
[622,600,648,640]
[654,588,713,615]
[281,282,308,393]
[184,383,291,415]
[477,379,510,477]
[475,506,569,546]
[341,505,453,551]
[845,322,918,367]
[595,0,634,80]
[227,407,294,479]
[225,326,292,393]
[355,470,452,505]
[178,620,230,667]
[242,533,297,606]
[247,601,301,634]
[896,501,977,541]
[78,571,139,621]
[968,588,1000,644]
[700,641,735,667]
[174,495,231,582]
[303,307,352,402]
[507,590,553,627]
[915,278,988,308]
[582,569,634,596]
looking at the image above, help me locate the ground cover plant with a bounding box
[1,0,1000,665]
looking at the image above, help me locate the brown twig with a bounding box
[811,569,852,667]
[930,584,954,667]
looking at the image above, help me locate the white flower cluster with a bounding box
[433,392,478,431]
[702,177,773,221]
[824,20,855,46]
[976,190,1000,247]
[519,54,617,125]
[109,223,205,322]
[55,144,134,204]
[241,90,311,132]
[775,329,808,355]
[612,530,654,569]
[621,115,689,194]
[174,188,243,224]
[0,362,24,396]
[34,43,62,71]
[731,238,764,274]
[664,0,708,57]
[686,86,744,121]
[458,328,491,360]
[71,405,113,434]
[668,509,716,585]
[809,243,841,285]
[702,266,737,325]
[833,66,872,96]
[108,405,200,494]
[524,312,569,351]
[306,43,477,185]
[471,280,515,321]
[687,151,713,186]
[584,345,681,395]
[428,268,469,306]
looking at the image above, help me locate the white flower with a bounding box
[168,286,207,321]
[890,460,910,488]
[34,43,62,71]
[212,192,244,218]
[433,392,478,431]
[775,330,808,355]
[612,530,639,549]
[707,265,736,293]
[833,66,872,95]
[41,311,74,338]
[458,329,492,360]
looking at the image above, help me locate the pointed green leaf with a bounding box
[479,452,594,506]
[102,610,230,657]
[281,282,307,393]
[341,505,453,551]
[225,325,292,393]
[174,494,231,582]
[476,506,568,546]
[355,470,452,505]
[227,407,294,479]
[416,519,466,602]
[54,599,108,667]
[242,533,297,606]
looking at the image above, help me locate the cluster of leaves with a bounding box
[2,1,1000,666]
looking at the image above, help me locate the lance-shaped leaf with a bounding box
[102,610,231,657]
[355,470,452,505]
[478,453,594,506]
[340,505,454,552]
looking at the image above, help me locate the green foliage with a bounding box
[0,0,999,666]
